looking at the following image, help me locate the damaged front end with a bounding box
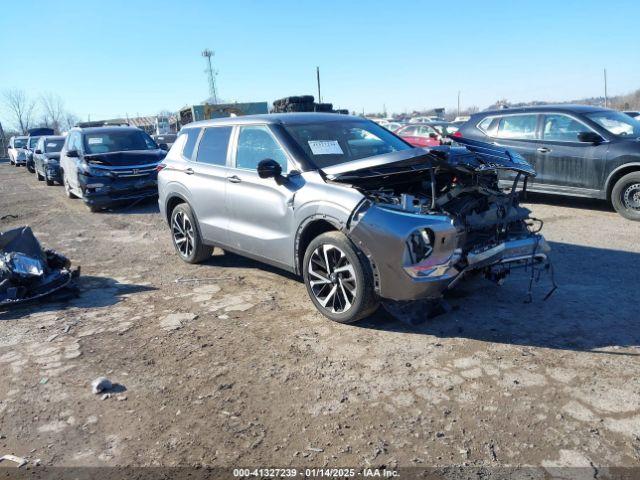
[326,139,554,305]
[0,227,79,307]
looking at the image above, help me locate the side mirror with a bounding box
[35,149,42,154]
[66,149,79,158]
[577,131,604,144]
[257,158,282,179]
[158,143,169,151]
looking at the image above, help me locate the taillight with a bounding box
[452,131,463,138]
[156,163,166,172]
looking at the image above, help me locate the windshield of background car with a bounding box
[44,139,65,153]
[83,130,158,154]
[283,120,412,168]
[28,137,40,148]
[586,111,640,137]
[14,138,27,148]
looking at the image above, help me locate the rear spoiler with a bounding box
[449,136,536,177]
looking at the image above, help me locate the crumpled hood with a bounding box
[323,138,536,183]
[84,150,165,167]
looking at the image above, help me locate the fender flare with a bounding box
[294,214,345,276]
[604,162,640,195]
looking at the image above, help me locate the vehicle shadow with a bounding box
[522,192,612,213]
[0,275,157,321]
[202,250,300,282]
[356,241,639,355]
[101,197,160,216]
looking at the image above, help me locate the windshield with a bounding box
[28,137,40,148]
[586,111,640,137]
[83,130,158,154]
[14,138,27,148]
[283,120,411,168]
[44,139,65,153]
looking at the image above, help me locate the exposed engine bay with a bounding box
[328,137,556,308]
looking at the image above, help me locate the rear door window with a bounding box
[496,115,539,139]
[195,127,232,166]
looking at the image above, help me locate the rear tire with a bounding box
[170,203,212,264]
[611,171,640,221]
[303,231,379,323]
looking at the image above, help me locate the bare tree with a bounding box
[62,112,79,132]
[40,92,66,133]
[2,89,37,134]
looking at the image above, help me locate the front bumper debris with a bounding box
[79,169,158,207]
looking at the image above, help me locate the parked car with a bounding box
[59,126,167,212]
[409,116,439,124]
[33,136,66,185]
[24,136,42,173]
[384,121,403,132]
[7,136,28,166]
[396,124,441,147]
[158,113,549,323]
[456,105,640,220]
[424,121,459,144]
[623,111,640,120]
[153,133,177,149]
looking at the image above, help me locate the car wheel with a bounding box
[45,176,54,186]
[36,169,44,181]
[611,171,640,221]
[63,172,78,199]
[303,231,379,323]
[27,163,35,173]
[170,203,212,264]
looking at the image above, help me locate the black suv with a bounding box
[59,126,167,212]
[456,105,640,220]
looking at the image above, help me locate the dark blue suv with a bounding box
[456,105,640,220]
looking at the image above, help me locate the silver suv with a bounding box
[158,114,550,323]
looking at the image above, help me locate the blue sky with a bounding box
[1,0,639,123]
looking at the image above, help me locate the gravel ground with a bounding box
[0,161,639,474]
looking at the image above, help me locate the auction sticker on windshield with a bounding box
[308,140,343,155]
[87,137,104,144]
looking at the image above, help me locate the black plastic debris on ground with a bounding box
[0,226,80,308]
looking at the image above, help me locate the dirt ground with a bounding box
[1,160,639,474]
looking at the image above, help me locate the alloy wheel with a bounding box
[622,183,640,212]
[172,211,195,258]
[308,244,357,313]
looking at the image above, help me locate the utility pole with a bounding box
[202,49,218,104]
[316,66,322,103]
[457,90,461,117]
[603,68,608,108]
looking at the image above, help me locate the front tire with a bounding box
[36,169,44,181]
[170,203,212,264]
[63,171,78,199]
[611,171,640,221]
[303,231,379,323]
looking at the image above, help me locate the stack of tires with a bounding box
[271,96,345,115]
[272,96,315,113]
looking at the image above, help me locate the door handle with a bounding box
[227,175,242,183]
[537,147,551,154]
[183,167,194,175]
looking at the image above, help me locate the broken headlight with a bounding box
[406,228,434,264]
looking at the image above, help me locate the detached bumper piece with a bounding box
[0,226,80,308]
